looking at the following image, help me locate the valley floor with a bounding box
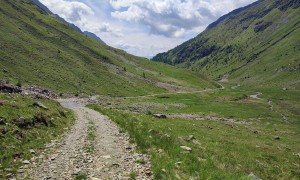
[3,82,299,179]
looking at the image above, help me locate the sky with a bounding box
[39,0,257,58]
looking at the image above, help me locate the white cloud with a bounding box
[109,0,257,38]
[40,0,94,22]
[37,0,257,57]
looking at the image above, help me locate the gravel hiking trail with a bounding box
[21,98,152,180]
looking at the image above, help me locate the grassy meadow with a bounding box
[88,83,300,179]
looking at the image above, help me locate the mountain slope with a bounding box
[153,0,300,89]
[0,0,216,97]
[32,0,105,44]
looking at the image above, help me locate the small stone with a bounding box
[32,102,48,110]
[297,153,300,157]
[112,163,120,168]
[101,155,111,159]
[50,156,56,161]
[274,136,280,140]
[175,162,182,168]
[38,155,44,159]
[161,169,166,173]
[153,114,167,119]
[5,173,13,178]
[22,160,30,164]
[180,146,192,152]
[248,172,262,180]
[17,169,25,174]
[145,168,152,176]
[198,157,207,162]
[29,149,35,154]
[184,135,195,141]
[91,178,101,180]
[157,149,164,154]
[148,129,155,133]
[0,118,5,125]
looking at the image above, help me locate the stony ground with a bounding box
[18,98,152,180]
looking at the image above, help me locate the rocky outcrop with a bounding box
[0,80,22,93]
[23,86,58,99]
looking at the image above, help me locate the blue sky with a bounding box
[40,0,257,58]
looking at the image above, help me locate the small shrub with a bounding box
[129,172,137,179]
[16,80,22,87]
[74,172,87,180]
[146,110,153,115]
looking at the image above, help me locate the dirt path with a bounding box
[125,85,225,99]
[22,99,152,180]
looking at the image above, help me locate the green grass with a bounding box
[129,171,137,179]
[0,93,75,178]
[85,121,96,153]
[74,172,87,180]
[0,0,216,97]
[87,85,300,179]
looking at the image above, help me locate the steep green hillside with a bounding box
[0,0,215,97]
[153,0,300,89]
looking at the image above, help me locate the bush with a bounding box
[16,80,22,87]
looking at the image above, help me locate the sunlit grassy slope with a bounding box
[153,0,300,89]
[0,0,216,97]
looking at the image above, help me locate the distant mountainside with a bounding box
[83,31,106,44]
[0,0,215,96]
[153,0,300,89]
[31,0,105,44]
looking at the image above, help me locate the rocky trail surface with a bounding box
[19,98,152,180]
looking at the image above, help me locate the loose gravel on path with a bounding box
[19,99,152,180]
